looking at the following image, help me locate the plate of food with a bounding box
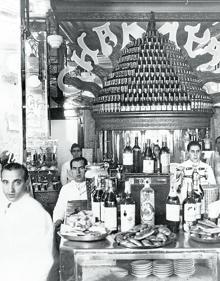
[190,219,220,244]
[115,224,176,249]
[60,210,109,242]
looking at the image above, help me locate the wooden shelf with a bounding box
[93,111,213,130]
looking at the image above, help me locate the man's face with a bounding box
[188,145,201,163]
[71,160,85,182]
[71,147,81,159]
[1,169,27,202]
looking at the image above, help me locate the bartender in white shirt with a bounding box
[53,156,87,229]
[0,162,55,281]
[177,140,216,203]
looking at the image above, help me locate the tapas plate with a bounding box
[190,234,220,244]
[60,231,108,242]
[115,225,176,249]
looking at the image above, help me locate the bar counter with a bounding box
[60,231,220,281]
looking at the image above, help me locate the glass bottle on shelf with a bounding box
[160,136,170,174]
[133,136,141,173]
[192,168,205,219]
[166,182,180,233]
[204,128,211,151]
[123,135,133,173]
[92,177,103,222]
[104,179,118,233]
[143,139,154,174]
[182,181,197,232]
[140,180,155,225]
[120,180,136,232]
[100,178,109,223]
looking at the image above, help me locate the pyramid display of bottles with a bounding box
[93,13,212,114]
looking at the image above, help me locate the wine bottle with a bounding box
[166,183,180,233]
[182,182,196,232]
[100,178,109,223]
[104,179,117,232]
[160,136,170,174]
[143,139,154,174]
[120,181,136,232]
[192,168,205,219]
[92,177,103,222]
[123,135,133,173]
[140,180,155,225]
[204,128,211,151]
[133,136,141,173]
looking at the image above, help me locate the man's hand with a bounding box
[54,219,63,232]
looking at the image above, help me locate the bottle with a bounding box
[160,136,170,174]
[92,177,103,222]
[140,180,155,225]
[182,182,197,232]
[100,178,109,223]
[123,135,133,173]
[192,168,205,219]
[120,181,136,232]
[104,179,117,232]
[166,183,180,233]
[143,139,154,174]
[133,136,141,173]
[204,128,211,151]
[153,144,161,174]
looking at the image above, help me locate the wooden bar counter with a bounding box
[60,231,220,281]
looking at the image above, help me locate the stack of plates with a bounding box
[174,259,195,277]
[152,259,174,278]
[130,260,152,278]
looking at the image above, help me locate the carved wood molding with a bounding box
[94,111,212,130]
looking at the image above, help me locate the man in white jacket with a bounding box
[0,163,55,281]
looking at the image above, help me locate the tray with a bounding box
[190,234,220,244]
[115,232,176,249]
[59,231,108,242]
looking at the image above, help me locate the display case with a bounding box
[60,232,220,281]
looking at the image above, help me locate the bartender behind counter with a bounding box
[53,156,87,229]
[178,140,216,202]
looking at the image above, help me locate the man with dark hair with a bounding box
[53,157,87,228]
[60,143,88,185]
[0,162,54,281]
[178,140,216,202]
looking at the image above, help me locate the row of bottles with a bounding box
[93,90,212,113]
[91,177,155,232]
[166,168,205,233]
[123,135,170,174]
[183,127,212,152]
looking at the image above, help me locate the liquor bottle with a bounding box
[123,135,133,173]
[153,144,161,174]
[140,180,155,225]
[160,136,170,174]
[204,128,211,151]
[120,181,136,232]
[104,179,118,232]
[100,178,109,223]
[182,182,196,232]
[143,139,154,174]
[133,136,141,173]
[192,168,205,219]
[166,183,180,233]
[92,177,103,222]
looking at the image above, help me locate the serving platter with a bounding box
[60,231,108,242]
[190,234,220,244]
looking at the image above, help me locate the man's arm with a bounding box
[60,162,68,186]
[53,187,66,224]
[207,165,217,185]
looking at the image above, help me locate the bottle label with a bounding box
[166,204,180,221]
[92,201,101,221]
[123,153,133,165]
[143,159,154,173]
[184,203,196,221]
[161,154,170,173]
[141,202,155,225]
[120,204,135,232]
[104,207,117,231]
